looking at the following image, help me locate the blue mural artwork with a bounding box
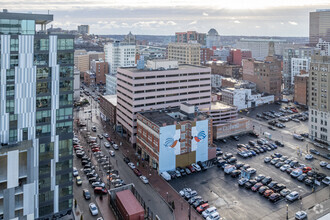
[194,131,206,142]
[164,137,178,148]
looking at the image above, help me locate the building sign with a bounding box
[214,119,252,139]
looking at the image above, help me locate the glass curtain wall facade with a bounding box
[0,11,73,220]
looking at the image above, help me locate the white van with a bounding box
[160,172,171,181]
[224,165,236,174]
[202,206,217,218]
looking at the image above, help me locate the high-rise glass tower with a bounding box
[0,10,74,219]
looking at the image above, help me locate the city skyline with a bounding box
[2,0,330,36]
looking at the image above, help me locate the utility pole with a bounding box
[286,204,288,220]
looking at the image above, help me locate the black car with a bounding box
[273,184,286,192]
[261,176,272,185]
[88,177,100,183]
[231,170,241,178]
[315,173,326,181]
[83,168,92,174]
[123,157,130,164]
[83,189,91,200]
[81,160,90,166]
[228,157,237,164]
[235,162,244,169]
[269,193,281,203]
[275,140,284,147]
[197,161,207,171]
[249,131,259,138]
[221,139,227,143]
[217,160,227,168]
[177,167,187,176]
[286,168,294,174]
[245,180,257,190]
[310,149,320,155]
[304,178,314,186]
[232,136,239,141]
[267,181,278,190]
[216,151,223,156]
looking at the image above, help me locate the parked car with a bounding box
[280,164,291,172]
[231,170,241,178]
[297,174,307,182]
[290,169,303,178]
[187,165,196,173]
[104,142,111,148]
[202,206,217,219]
[255,174,266,182]
[238,178,249,186]
[293,134,304,141]
[320,161,328,167]
[140,176,149,184]
[286,191,299,201]
[322,177,330,185]
[123,157,130,164]
[269,193,281,202]
[280,188,291,197]
[264,157,272,163]
[196,203,209,213]
[76,176,82,185]
[258,186,269,194]
[295,211,307,220]
[192,163,202,172]
[261,176,272,185]
[94,187,107,195]
[251,183,263,192]
[305,154,313,160]
[263,189,274,198]
[128,162,136,169]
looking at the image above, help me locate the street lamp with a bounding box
[286,204,289,220]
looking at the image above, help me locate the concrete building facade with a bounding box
[309,9,330,45]
[317,38,330,56]
[167,42,201,65]
[77,25,89,35]
[74,67,81,101]
[206,28,221,48]
[116,60,211,144]
[0,11,74,219]
[90,59,108,85]
[291,58,309,85]
[136,103,212,172]
[236,38,289,60]
[309,55,330,145]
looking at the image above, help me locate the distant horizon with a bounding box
[2,0,330,37]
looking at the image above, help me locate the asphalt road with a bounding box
[74,90,174,220]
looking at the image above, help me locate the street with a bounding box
[73,88,174,219]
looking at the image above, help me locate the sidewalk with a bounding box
[102,121,203,220]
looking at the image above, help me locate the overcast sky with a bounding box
[2,0,330,36]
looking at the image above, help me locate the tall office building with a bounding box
[167,42,201,65]
[236,38,290,60]
[0,10,74,219]
[104,39,136,94]
[116,60,211,144]
[309,9,330,46]
[308,55,330,145]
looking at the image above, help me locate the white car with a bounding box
[286,191,299,201]
[246,168,256,174]
[290,169,303,178]
[295,211,307,220]
[128,162,136,169]
[322,176,330,185]
[140,176,149,184]
[104,142,111,148]
[191,163,201,172]
[202,206,217,218]
[238,178,249,186]
[206,211,220,220]
[320,161,328,167]
[305,154,313,160]
[73,167,78,177]
[89,203,98,216]
[113,144,119,150]
[280,164,291,172]
[103,133,109,138]
[327,164,330,170]
[109,150,115,157]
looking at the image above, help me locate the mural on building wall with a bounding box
[192,120,209,162]
[158,125,180,173]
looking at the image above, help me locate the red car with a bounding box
[291,108,298,113]
[134,168,142,176]
[106,137,112,142]
[187,165,196,173]
[196,203,209,213]
[91,147,101,152]
[94,187,107,195]
[264,189,274,198]
[302,167,312,173]
[251,183,263,192]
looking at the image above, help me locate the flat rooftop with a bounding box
[102,95,117,106]
[119,64,209,72]
[0,10,53,24]
[210,101,237,110]
[139,107,209,127]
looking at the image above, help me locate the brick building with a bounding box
[201,47,214,64]
[294,74,309,106]
[91,59,108,85]
[83,71,96,86]
[228,49,252,66]
[99,95,117,126]
[205,61,241,79]
[242,42,282,100]
[136,103,212,172]
[175,31,206,45]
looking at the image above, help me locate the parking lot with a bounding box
[169,104,330,220]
